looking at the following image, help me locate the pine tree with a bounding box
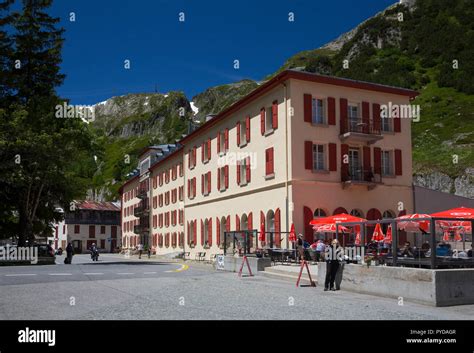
[0,0,95,245]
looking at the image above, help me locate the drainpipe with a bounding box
[282,82,290,248]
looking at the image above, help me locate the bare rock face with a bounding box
[414,168,474,199]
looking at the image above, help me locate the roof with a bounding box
[179,69,418,144]
[74,201,121,212]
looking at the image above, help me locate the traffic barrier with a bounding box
[238,255,253,277]
[296,260,316,287]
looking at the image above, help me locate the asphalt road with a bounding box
[1,254,473,320]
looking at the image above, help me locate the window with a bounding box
[219,167,225,191]
[74,225,80,234]
[265,107,273,133]
[202,172,211,195]
[89,225,95,238]
[312,98,326,124]
[312,144,326,171]
[381,116,392,132]
[139,157,150,175]
[218,130,228,154]
[348,104,360,129]
[314,208,327,218]
[238,121,247,146]
[265,147,274,176]
[381,150,394,176]
[350,209,364,218]
[100,225,105,234]
[238,158,250,185]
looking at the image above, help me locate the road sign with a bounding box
[216,255,225,270]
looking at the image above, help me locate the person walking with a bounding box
[324,239,342,291]
[137,243,144,259]
[65,242,74,264]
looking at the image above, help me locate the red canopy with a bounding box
[397,213,431,233]
[309,213,366,225]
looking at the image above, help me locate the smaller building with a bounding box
[50,201,121,253]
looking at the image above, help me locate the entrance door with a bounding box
[73,240,82,254]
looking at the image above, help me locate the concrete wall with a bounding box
[318,263,474,306]
[414,186,474,214]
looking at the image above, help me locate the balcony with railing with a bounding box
[339,119,383,144]
[341,166,382,190]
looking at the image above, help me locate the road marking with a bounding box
[49,273,72,276]
[143,272,157,274]
[116,273,134,275]
[165,264,189,273]
[5,274,37,277]
[84,273,104,275]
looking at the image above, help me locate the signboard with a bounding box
[216,255,225,270]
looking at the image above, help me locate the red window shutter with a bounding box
[193,221,197,244]
[193,178,196,198]
[236,215,240,231]
[216,218,220,246]
[394,116,401,133]
[362,101,370,134]
[236,121,241,146]
[260,211,265,240]
[217,132,220,153]
[225,165,229,188]
[303,206,313,243]
[226,215,230,232]
[341,143,349,181]
[304,141,313,170]
[340,98,348,134]
[395,149,403,175]
[193,147,197,166]
[208,219,212,246]
[373,103,381,133]
[363,146,371,180]
[201,220,204,246]
[237,161,241,185]
[224,128,229,150]
[260,108,265,135]
[246,157,251,183]
[265,149,269,175]
[328,97,336,125]
[246,115,250,142]
[188,151,191,168]
[217,167,221,190]
[201,174,204,195]
[328,143,337,171]
[272,100,278,129]
[266,147,274,175]
[374,147,381,175]
[274,208,281,247]
[201,142,204,162]
[207,139,211,160]
[304,94,312,123]
[248,212,253,230]
[207,171,211,193]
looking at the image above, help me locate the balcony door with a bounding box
[349,148,362,181]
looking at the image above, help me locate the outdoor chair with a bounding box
[199,252,206,261]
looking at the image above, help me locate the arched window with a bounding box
[314,208,327,218]
[382,210,395,219]
[241,214,248,231]
[333,207,348,215]
[266,210,275,233]
[350,209,364,218]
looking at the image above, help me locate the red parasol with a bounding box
[431,207,474,232]
[355,232,361,245]
[310,213,366,225]
[397,213,431,233]
[371,223,385,242]
[383,224,392,244]
[313,223,349,233]
[289,223,297,242]
[442,230,450,242]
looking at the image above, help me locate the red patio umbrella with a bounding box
[355,232,361,245]
[442,230,450,242]
[397,213,431,233]
[310,213,366,225]
[371,223,385,242]
[383,224,392,244]
[431,207,474,232]
[454,228,463,241]
[289,223,297,242]
[313,223,349,233]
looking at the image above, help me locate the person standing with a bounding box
[324,239,342,291]
[65,242,74,264]
[137,243,144,259]
[296,234,305,263]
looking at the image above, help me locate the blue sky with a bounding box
[51,0,396,105]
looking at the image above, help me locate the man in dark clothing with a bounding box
[324,239,342,291]
[65,243,74,264]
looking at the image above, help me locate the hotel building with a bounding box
[120,70,418,259]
